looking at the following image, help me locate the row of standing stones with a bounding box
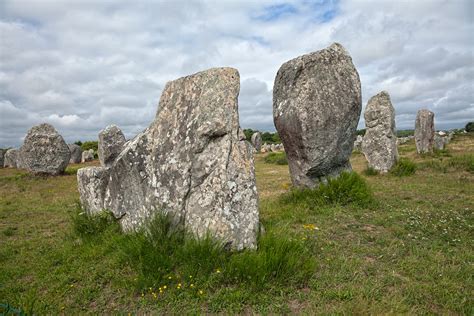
[0,42,449,250]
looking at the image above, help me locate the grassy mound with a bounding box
[281,172,375,209]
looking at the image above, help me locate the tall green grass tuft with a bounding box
[264,152,288,165]
[391,158,417,177]
[281,172,375,209]
[70,206,119,240]
[72,210,316,295]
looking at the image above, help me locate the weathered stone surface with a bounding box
[19,123,70,175]
[434,135,449,150]
[78,68,259,250]
[0,148,5,168]
[77,167,109,214]
[68,144,83,164]
[361,91,398,172]
[251,132,262,152]
[4,148,19,168]
[98,125,126,167]
[353,135,363,151]
[415,109,435,154]
[261,143,271,153]
[81,150,94,163]
[273,43,362,187]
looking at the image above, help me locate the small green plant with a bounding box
[363,166,379,176]
[391,158,417,177]
[281,172,375,208]
[264,152,288,165]
[70,206,119,240]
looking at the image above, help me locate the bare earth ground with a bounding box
[1,134,473,314]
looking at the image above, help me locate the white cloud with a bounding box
[0,0,472,147]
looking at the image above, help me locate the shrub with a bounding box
[264,152,288,165]
[281,172,375,209]
[391,158,417,177]
[363,166,379,176]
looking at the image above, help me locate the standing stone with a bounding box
[77,167,109,213]
[0,149,5,168]
[361,91,398,172]
[98,125,126,168]
[81,150,94,163]
[273,43,362,187]
[68,144,83,164]
[19,123,70,175]
[78,68,259,250]
[4,148,19,168]
[353,135,363,151]
[433,135,448,150]
[415,109,435,154]
[250,132,262,152]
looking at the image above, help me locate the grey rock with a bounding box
[415,109,435,154]
[261,143,271,153]
[273,43,362,187]
[98,125,126,168]
[77,167,109,214]
[68,144,83,164]
[0,148,5,168]
[353,135,363,151]
[81,150,94,163]
[4,148,19,168]
[251,132,262,152]
[361,91,398,172]
[78,67,259,250]
[434,135,449,150]
[19,123,70,175]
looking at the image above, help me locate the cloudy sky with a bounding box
[1,0,473,147]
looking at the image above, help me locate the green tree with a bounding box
[465,122,474,132]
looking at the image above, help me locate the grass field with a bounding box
[1,134,473,314]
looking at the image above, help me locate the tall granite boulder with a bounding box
[81,149,94,163]
[0,149,5,168]
[415,109,435,154]
[78,68,259,250]
[68,144,83,164]
[4,148,19,168]
[251,132,262,152]
[273,43,362,187]
[98,125,126,168]
[361,91,398,172]
[19,123,70,175]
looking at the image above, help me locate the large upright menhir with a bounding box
[414,109,435,154]
[273,43,362,187]
[78,68,259,250]
[361,91,398,172]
